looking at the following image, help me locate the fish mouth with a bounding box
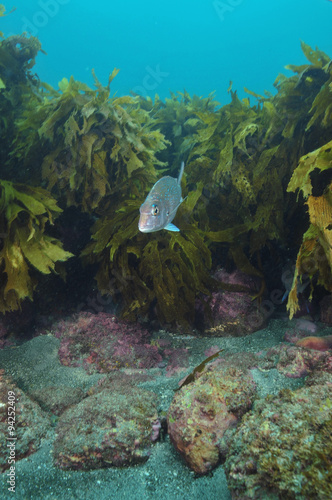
[138,224,151,233]
[138,222,160,233]
[138,218,152,233]
[138,213,157,233]
[138,219,161,233]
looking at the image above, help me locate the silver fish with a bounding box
[138,162,185,233]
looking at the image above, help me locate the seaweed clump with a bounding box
[287,141,332,317]
[0,24,332,328]
[0,181,72,313]
[84,42,332,328]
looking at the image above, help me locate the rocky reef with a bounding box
[167,363,257,475]
[0,370,50,473]
[224,380,332,499]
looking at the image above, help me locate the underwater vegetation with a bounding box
[287,139,332,318]
[0,25,331,328]
[0,180,72,313]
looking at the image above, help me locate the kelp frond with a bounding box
[287,140,332,199]
[11,72,169,212]
[286,142,332,318]
[0,180,73,312]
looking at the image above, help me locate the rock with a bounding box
[320,294,332,324]
[198,269,264,336]
[0,370,51,472]
[294,318,318,334]
[53,386,160,470]
[29,386,85,416]
[262,344,332,378]
[167,363,256,475]
[50,312,162,373]
[224,384,332,499]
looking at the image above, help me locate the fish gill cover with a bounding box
[0,10,331,329]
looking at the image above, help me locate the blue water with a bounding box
[1,0,332,103]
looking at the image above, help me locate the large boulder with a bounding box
[198,269,264,336]
[53,386,160,470]
[167,362,256,475]
[53,312,162,373]
[224,382,332,499]
[0,370,50,473]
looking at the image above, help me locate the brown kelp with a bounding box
[0,28,331,327]
[287,141,332,318]
[80,39,332,328]
[0,180,73,313]
[285,44,332,317]
[9,72,168,212]
[81,187,216,326]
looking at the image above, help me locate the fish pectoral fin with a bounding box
[164,222,180,232]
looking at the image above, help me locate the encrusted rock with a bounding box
[224,384,332,499]
[262,343,332,378]
[29,386,85,416]
[198,269,264,336]
[53,386,160,470]
[0,370,51,472]
[53,312,162,373]
[167,362,256,474]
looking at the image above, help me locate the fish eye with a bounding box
[151,204,159,216]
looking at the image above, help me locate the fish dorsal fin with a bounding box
[177,161,185,185]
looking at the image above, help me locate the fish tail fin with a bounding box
[178,161,185,185]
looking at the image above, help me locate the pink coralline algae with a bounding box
[54,312,163,373]
[198,268,264,336]
[284,327,317,346]
[167,363,256,475]
[164,347,190,377]
[262,344,332,378]
[283,318,320,346]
